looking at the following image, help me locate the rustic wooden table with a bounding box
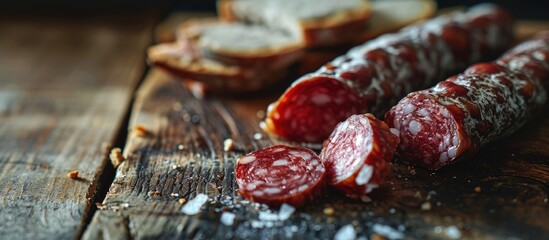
[0,11,548,240]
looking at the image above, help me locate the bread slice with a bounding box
[148,0,435,94]
[359,0,436,42]
[148,41,289,93]
[147,19,304,93]
[177,18,304,68]
[218,0,373,47]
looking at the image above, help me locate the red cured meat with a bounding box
[264,4,513,144]
[235,145,325,207]
[320,114,399,199]
[263,76,365,143]
[385,33,549,169]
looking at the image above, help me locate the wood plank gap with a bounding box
[74,47,156,240]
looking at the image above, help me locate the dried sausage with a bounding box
[385,32,549,169]
[264,4,513,144]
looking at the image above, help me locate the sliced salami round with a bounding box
[385,33,549,169]
[320,114,399,199]
[235,145,325,207]
[264,4,513,144]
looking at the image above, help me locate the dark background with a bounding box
[2,0,548,20]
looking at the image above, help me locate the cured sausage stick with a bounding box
[263,4,513,144]
[385,32,549,170]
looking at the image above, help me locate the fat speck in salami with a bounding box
[385,32,549,169]
[235,145,325,207]
[320,114,399,199]
[263,4,513,144]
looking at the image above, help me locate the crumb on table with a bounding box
[223,138,235,151]
[133,124,151,137]
[150,191,161,197]
[67,170,79,179]
[110,148,125,168]
[323,207,335,216]
[421,202,432,210]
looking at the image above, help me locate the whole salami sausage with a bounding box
[235,145,325,207]
[385,32,549,169]
[319,114,399,200]
[263,4,513,144]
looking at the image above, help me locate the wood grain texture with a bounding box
[84,69,548,240]
[0,13,154,239]
[82,69,274,240]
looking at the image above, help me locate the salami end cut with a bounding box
[235,145,325,207]
[320,114,399,199]
[263,76,365,143]
[386,33,549,169]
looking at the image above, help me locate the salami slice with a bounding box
[320,114,399,199]
[263,4,513,144]
[235,145,325,207]
[385,33,549,169]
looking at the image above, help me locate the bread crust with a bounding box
[218,0,438,47]
[218,0,373,47]
[357,0,436,43]
[147,0,437,93]
[177,18,305,67]
[147,42,289,93]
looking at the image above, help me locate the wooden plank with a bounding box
[83,18,549,239]
[0,13,155,239]
[82,69,275,239]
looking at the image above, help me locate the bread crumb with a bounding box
[133,125,151,137]
[179,198,187,205]
[67,170,79,179]
[110,148,125,168]
[323,207,335,216]
[371,233,387,240]
[186,81,206,99]
[474,186,481,193]
[223,138,235,151]
[95,202,107,210]
[150,191,161,197]
[410,168,416,175]
[421,202,431,210]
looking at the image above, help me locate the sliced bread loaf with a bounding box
[177,18,304,67]
[218,0,373,47]
[359,0,436,41]
[148,0,436,94]
[148,19,304,93]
